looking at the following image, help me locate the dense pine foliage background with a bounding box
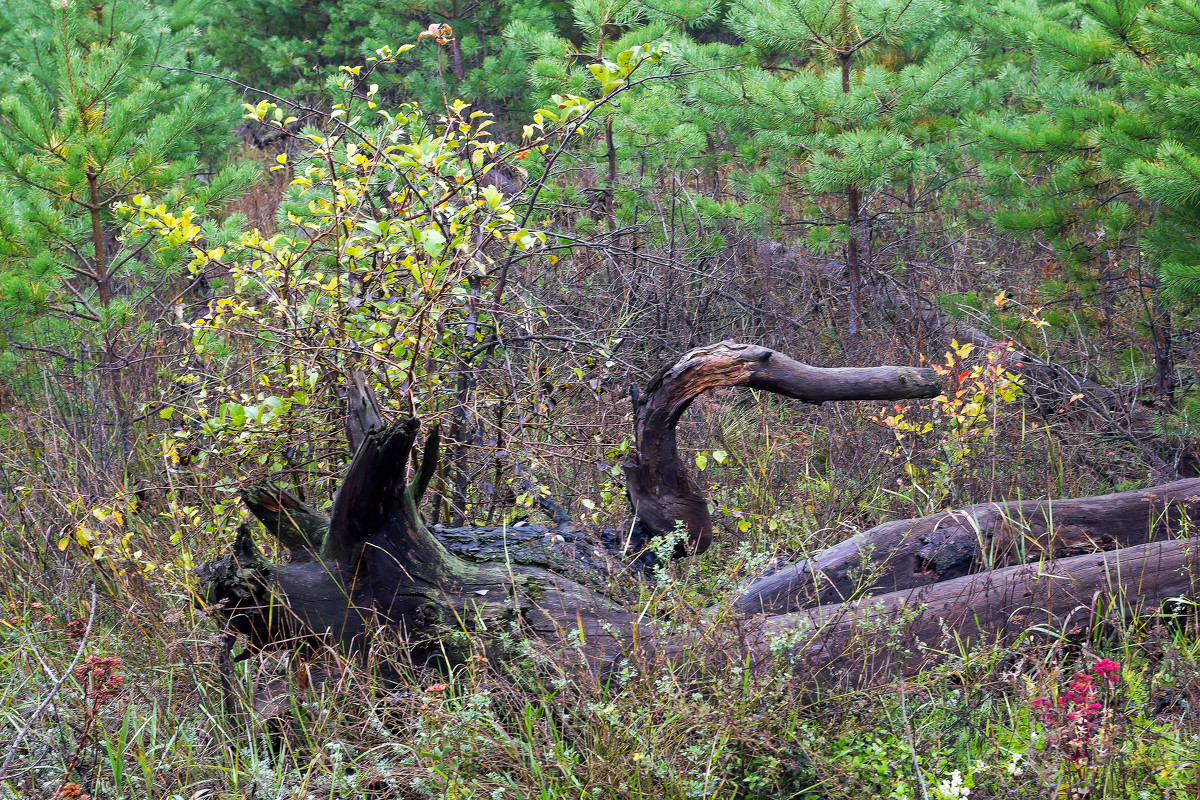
[1,0,1200,796]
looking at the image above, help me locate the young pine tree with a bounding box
[972,0,1200,404]
[506,0,706,231]
[204,0,574,118]
[679,0,977,336]
[0,0,255,452]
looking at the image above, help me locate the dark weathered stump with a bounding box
[198,421,652,673]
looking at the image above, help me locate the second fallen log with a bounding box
[736,480,1200,614]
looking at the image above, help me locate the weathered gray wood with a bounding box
[241,484,326,561]
[194,339,1200,688]
[344,369,385,456]
[756,537,1199,685]
[735,479,1200,614]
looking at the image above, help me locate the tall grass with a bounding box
[0,267,1196,798]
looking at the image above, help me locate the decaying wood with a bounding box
[624,340,941,556]
[199,419,1200,685]
[241,480,644,577]
[757,537,1199,685]
[198,420,650,672]
[196,341,1200,688]
[241,484,326,561]
[736,479,1200,614]
[344,369,385,455]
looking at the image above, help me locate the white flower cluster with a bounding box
[933,768,970,800]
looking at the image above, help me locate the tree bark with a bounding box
[735,478,1200,614]
[240,480,643,576]
[840,50,863,339]
[623,340,940,556]
[604,116,617,233]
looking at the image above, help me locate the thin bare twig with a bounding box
[0,583,98,780]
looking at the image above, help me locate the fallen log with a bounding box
[194,341,1198,685]
[326,342,940,568]
[197,417,1200,686]
[735,479,1200,614]
[757,536,1199,686]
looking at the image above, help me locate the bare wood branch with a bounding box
[624,340,941,556]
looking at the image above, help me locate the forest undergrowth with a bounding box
[1,306,1198,798]
[2,0,1200,795]
[1,393,1199,799]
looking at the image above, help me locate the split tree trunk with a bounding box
[200,420,650,673]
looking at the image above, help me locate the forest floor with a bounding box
[1,392,1198,800]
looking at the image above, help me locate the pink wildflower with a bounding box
[1094,658,1120,683]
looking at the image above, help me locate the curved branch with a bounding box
[623,340,941,557]
[198,416,1200,688]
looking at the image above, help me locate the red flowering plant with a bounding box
[53,656,125,799]
[1029,659,1122,795]
[75,656,125,706]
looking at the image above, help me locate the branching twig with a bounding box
[0,584,97,781]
